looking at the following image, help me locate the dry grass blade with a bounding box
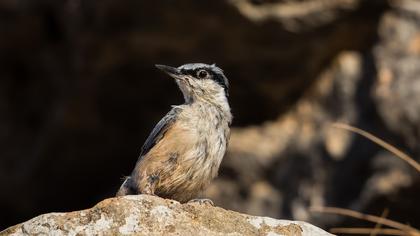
[310,206,420,236]
[316,123,420,235]
[371,209,389,236]
[332,123,420,173]
[330,227,405,235]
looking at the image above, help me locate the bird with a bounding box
[116,63,232,204]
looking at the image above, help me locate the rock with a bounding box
[1,195,333,236]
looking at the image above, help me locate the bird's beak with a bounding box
[155,64,182,79]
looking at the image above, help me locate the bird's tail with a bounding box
[116,176,137,196]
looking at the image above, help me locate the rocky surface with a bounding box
[1,0,420,232]
[1,195,333,236]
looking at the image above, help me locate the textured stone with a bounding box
[1,195,333,236]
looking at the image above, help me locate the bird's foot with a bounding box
[187,198,214,206]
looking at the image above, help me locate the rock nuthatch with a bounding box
[116,63,232,204]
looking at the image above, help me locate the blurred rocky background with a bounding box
[1,0,419,231]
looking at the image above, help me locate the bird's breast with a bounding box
[176,105,230,177]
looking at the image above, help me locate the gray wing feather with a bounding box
[138,107,180,159]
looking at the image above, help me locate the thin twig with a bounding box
[371,209,389,236]
[310,206,420,235]
[330,227,405,235]
[332,123,420,173]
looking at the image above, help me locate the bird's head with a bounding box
[156,63,229,104]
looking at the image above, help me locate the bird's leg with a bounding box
[187,198,214,206]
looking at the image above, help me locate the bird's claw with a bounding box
[187,198,214,206]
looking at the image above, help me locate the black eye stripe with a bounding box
[180,67,229,96]
[180,69,196,77]
[213,74,228,90]
[181,69,208,78]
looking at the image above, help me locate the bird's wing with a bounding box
[138,107,181,159]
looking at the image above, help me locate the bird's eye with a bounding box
[197,70,209,79]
